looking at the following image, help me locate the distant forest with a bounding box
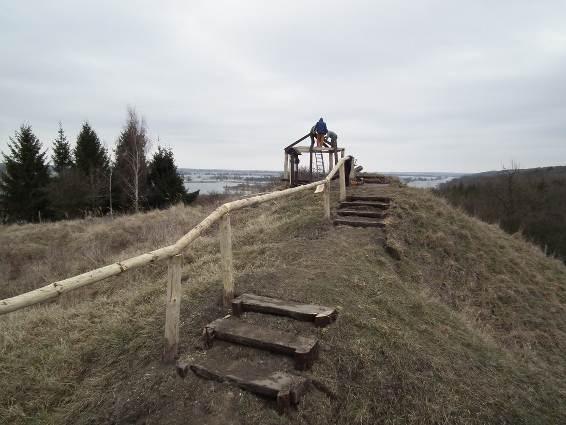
[0,108,194,224]
[437,165,566,262]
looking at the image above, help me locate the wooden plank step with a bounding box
[346,195,391,203]
[204,317,319,370]
[334,218,386,228]
[232,293,337,327]
[177,361,310,413]
[339,201,390,209]
[337,209,387,219]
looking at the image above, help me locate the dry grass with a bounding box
[1,184,565,424]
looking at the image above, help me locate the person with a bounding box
[325,130,339,165]
[311,118,328,148]
[326,130,338,149]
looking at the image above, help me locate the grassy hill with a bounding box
[1,185,565,424]
[437,166,566,262]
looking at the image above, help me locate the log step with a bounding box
[204,317,319,370]
[232,293,337,327]
[334,218,386,228]
[337,209,387,219]
[177,361,310,413]
[346,195,391,203]
[339,201,390,209]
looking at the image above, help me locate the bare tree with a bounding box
[114,108,151,212]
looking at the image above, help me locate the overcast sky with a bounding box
[1,0,565,172]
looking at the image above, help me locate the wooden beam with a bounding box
[309,149,313,181]
[349,156,356,182]
[204,317,319,370]
[283,153,289,179]
[163,254,182,363]
[323,181,331,220]
[339,163,347,201]
[284,133,311,151]
[220,213,234,307]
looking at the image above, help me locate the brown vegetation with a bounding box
[437,165,566,262]
[1,184,565,424]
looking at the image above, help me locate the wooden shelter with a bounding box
[283,133,346,186]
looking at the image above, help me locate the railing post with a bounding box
[323,181,331,220]
[163,254,182,363]
[283,152,289,180]
[220,213,234,307]
[339,163,347,201]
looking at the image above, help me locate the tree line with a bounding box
[436,164,566,262]
[0,108,193,223]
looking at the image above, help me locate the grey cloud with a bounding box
[1,0,566,172]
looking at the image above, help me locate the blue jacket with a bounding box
[314,118,328,135]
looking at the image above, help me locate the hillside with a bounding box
[437,166,566,261]
[1,185,566,424]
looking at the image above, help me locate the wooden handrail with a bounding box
[1,156,352,361]
[0,157,351,316]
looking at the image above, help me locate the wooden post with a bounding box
[309,149,313,181]
[163,254,182,363]
[323,181,331,220]
[349,155,356,182]
[339,163,347,201]
[220,213,234,307]
[283,153,289,180]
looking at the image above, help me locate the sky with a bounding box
[1,0,566,173]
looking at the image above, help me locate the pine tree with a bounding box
[74,122,109,176]
[0,125,51,222]
[147,146,189,208]
[114,108,149,212]
[74,122,109,210]
[51,122,73,173]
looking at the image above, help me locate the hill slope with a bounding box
[1,185,565,424]
[437,165,566,261]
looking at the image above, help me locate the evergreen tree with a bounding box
[74,122,109,210]
[114,108,149,212]
[0,125,51,222]
[74,122,109,176]
[147,146,189,208]
[51,122,73,173]
[47,168,91,219]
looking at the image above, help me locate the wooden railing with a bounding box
[0,156,351,362]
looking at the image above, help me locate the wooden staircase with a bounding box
[333,195,392,228]
[177,293,338,412]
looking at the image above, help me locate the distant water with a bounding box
[181,169,281,195]
[383,172,465,188]
[180,169,465,194]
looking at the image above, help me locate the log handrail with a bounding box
[0,156,352,316]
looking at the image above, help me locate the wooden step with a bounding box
[337,209,387,219]
[204,317,319,370]
[334,217,386,228]
[346,195,391,203]
[232,293,337,327]
[339,201,390,209]
[177,361,310,413]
